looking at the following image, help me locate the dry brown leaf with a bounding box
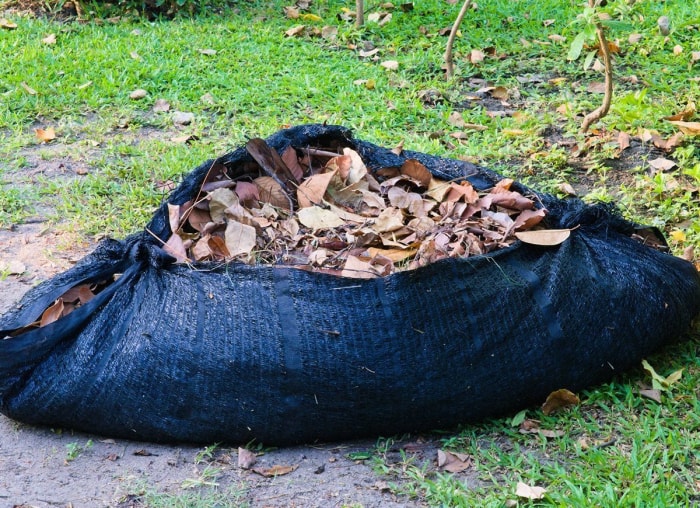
[446,182,479,204]
[191,234,214,261]
[628,33,643,44]
[673,45,683,56]
[618,131,631,151]
[648,157,676,172]
[447,111,466,128]
[548,34,565,43]
[542,388,580,415]
[208,188,238,223]
[371,207,404,233]
[42,33,56,44]
[285,25,305,37]
[164,233,190,263]
[129,89,148,99]
[513,209,546,231]
[281,146,304,182]
[167,203,181,234]
[171,134,197,144]
[400,159,432,188]
[40,299,64,327]
[380,60,399,70]
[437,450,471,473]
[516,482,547,500]
[667,121,700,136]
[297,170,337,208]
[587,81,606,94]
[490,86,509,100]
[252,464,298,477]
[469,49,485,64]
[664,102,695,122]
[297,206,344,230]
[35,127,56,143]
[515,229,570,246]
[366,247,417,263]
[341,255,377,279]
[0,18,18,29]
[254,176,291,210]
[557,182,576,196]
[224,220,256,258]
[342,148,368,184]
[0,259,26,275]
[639,389,661,403]
[237,447,257,469]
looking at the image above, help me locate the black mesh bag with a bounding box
[1,124,699,445]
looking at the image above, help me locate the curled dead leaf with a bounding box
[237,447,257,469]
[542,388,580,415]
[667,121,700,136]
[129,89,148,100]
[252,464,298,477]
[35,127,56,143]
[515,481,547,500]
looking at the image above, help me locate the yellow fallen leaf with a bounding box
[35,127,56,143]
[669,230,686,242]
[502,129,525,136]
[515,229,571,246]
[300,13,322,22]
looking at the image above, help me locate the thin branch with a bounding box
[444,0,473,80]
[581,3,614,132]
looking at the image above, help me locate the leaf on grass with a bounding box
[0,18,18,29]
[664,102,696,122]
[42,33,56,44]
[199,48,217,55]
[224,220,256,258]
[35,127,56,143]
[628,33,643,44]
[515,482,547,500]
[171,134,198,144]
[40,299,64,327]
[380,60,399,70]
[437,450,471,473]
[285,25,305,37]
[587,81,606,94]
[298,206,344,230]
[448,111,466,128]
[641,359,683,391]
[515,229,570,246]
[639,388,661,403]
[297,170,337,208]
[469,49,485,64]
[129,89,148,99]
[667,121,700,136]
[237,447,257,469]
[542,388,579,415]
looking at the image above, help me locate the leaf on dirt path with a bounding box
[557,182,576,196]
[0,259,26,275]
[40,299,64,327]
[380,60,399,70]
[35,127,56,143]
[641,359,683,391]
[639,388,662,403]
[667,121,700,136]
[515,229,570,246]
[42,33,57,44]
[224,220,257,258]
[237,447,257,469]
[515,481,547,500]
[542,389,580,415]
[618,131,631,151]
[437,449,471,473]
[298,206,344,230]
[297,170,337,208]
[129,88,148,99]
[252,464,298,477]
[648,157,676,172]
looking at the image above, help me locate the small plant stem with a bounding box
[356,0,364,27]
[581,1,614,132]
[444,0,473,80]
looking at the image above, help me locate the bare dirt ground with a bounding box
[0,225,437,508]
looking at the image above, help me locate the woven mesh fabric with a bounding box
[2,124,699,444]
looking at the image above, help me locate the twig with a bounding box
[444,0,473,80]
[581,1,613,133]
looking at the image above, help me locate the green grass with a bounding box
[1,0,699,504]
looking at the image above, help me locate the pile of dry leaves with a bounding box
[161,138,553,278]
